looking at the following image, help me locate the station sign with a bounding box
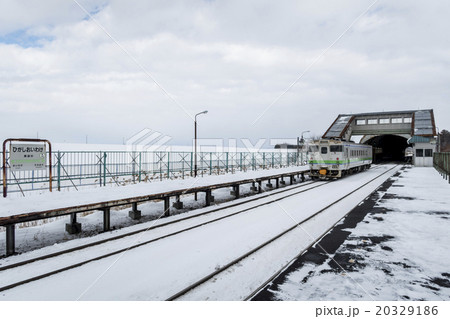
[10,143,46,171]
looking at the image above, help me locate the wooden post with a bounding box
[6,224,15,256]
[205,189,212,207]
[103,208,111,231]
[164,197,170,217]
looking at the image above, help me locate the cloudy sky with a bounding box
[0,0,449,147]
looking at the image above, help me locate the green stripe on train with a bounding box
[309,158,372,164]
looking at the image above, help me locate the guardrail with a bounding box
[433,152,450,183]
[1,150,304,194]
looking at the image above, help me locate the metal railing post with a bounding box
[217,153,220,175]
[167,152,170,179]
[226,152,229,173]
[182,153,185,179]
[138,152,142,183]
[159,153,162,181]
[240,153,243,171]
[103,152,107,187]
[57,151,61,191]
[190,152,193,177]
[99,151,102,187]
[131,152,136,183]
[263,153,265,169]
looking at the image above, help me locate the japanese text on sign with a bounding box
[10,143,46,171]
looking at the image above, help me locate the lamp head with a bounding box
[195,110,208,120]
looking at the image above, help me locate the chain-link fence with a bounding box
[1,150,304,195]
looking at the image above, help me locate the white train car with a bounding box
[404,146,413,164]
[309,139,372,179]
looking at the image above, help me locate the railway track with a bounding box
[167,164,401,301]
[0,164,391,299]
[0,178,321,265]
[0,177,333,293]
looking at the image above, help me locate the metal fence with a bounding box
[434,152,450,183]
[1,150,303,195]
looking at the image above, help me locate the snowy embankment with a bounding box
[0,165,399,300]
[0,166,307,218]
[270,167,450,301]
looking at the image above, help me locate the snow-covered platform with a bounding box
[0,166,308,256]
[253,166,450,301]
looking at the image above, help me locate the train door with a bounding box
[345,147,349,168]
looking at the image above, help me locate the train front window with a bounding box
[330,145,343,152]
[321,147,328,154]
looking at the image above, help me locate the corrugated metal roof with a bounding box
[414,110,435,136]
[323,115,353,138]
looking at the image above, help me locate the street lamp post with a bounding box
[194,110,208,178]
[298,130,310,165]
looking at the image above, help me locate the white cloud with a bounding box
[0,0,449,145]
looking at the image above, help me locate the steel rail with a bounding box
[166,164,400,301]
[244,171,397,301]
[0,179,318,270]
[0,180,333,293]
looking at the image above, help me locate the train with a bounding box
[404,146,413,164]
[308,139,373,179]
[404,147,413,158]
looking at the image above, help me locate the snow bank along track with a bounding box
[0,168,308,256]
[0,165,393,298]
[168,164,401,300]
[0,174,327,293]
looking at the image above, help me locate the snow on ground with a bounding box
[0,165,307,255]
[0,165,398,300]
[0,179,312,257]
[178,166,400,300]
[0,183,247,255]
[268,167,450,301]
[0,182,324,292]
[0,166,307,218]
